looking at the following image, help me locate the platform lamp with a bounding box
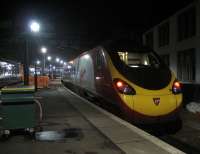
[41,47,47,75]
[24,20,40,85]
[34,60,40,91]
[47,56,52,78]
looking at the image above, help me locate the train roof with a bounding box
[102,39,153,53]
[68,39,153,62]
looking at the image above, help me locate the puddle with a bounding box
[35,128,83,142]
[40,122,60,126]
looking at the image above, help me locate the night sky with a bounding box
[0,0,194,62]
[0,0,193,25]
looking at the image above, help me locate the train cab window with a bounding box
[117,51,160,68]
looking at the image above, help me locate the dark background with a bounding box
[0,0,194,63]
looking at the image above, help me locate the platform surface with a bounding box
[0,79,184,154]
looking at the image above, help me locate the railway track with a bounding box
[88,96,200,154]
[159,135,200,154]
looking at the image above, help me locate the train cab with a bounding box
[104,40,182,124]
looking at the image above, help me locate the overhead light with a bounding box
[47,56,52,61]
[56,58,60,62]
[130,65,139,68]
[41,47,47,54]
[30,21,40,33]
[36,60,40,65]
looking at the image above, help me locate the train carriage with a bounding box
[62,39,182,125]
[0,59,22,88]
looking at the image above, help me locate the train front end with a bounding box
[112,75,182,124]
[106,41,182,124]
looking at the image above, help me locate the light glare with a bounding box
[47,56,52,61]
[36,60,40,65]
[30,21,40,32]
[116,81,123,88]
[84,54,90,59]
[56,58,60,62]
[41,47,47,54]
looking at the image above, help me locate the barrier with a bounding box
[21,76,49,88]
[35,76,49,88]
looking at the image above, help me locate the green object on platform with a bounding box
[1,86,35,103]
[0,104,36,129]
[0,86,36,130]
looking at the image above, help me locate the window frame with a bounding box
[177,48,195,82]
[158,22,170,47]
[145,31,154,48]
[177,6,196,41]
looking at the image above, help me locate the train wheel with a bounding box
[24,128,36,139]
[0,130,10,141]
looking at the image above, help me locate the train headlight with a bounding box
[114,78,136,95]
[172,80,182,94]
[116,81,123,88]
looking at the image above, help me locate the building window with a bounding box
[158,22,169,47]
[145,31,154,48]
[160,54,170,66]
[177,6,196,41]
[177,49,195,82]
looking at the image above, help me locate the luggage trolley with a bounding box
[0,86,36,138]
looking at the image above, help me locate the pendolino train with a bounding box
[62,40,182,125]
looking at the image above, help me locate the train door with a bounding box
[95,50,104,94]
[95,49,114,102]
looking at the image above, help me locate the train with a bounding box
[0,59,22,88]
[62,39,182,125]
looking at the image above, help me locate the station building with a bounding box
[143,1,200,102]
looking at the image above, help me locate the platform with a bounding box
[0,79,184,154]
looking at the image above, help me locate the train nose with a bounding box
[118,87,182,117]
[131,94,182,117]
